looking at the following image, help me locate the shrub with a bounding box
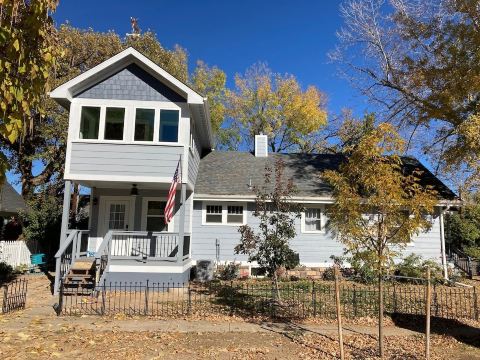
[348,251,379,284]
[463,246,480,259]
[395,254,443,283]
[0,262,14,280]
[217,262,240,280]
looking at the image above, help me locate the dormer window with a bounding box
[79,106,100,139]
[134,108,155,141]
[159,109,179,142]
[104,107,125,140]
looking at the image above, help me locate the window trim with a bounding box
[141,197,174,232]
[301,204,327,234]
[132,106,158,143]
[202,202,247,226]
[74,99,182,146]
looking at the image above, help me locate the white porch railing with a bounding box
[0,241,32,268]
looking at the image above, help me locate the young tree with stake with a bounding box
[235,159,301,300]
[323,122,437,357]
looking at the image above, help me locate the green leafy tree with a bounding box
[235,159,301,299]
[446,196,480,253]
[323,122,437,357]
[227,63,328,152]
[0,0,59,183]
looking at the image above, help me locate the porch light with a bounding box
[130,184,138,196]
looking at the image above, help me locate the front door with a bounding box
[104,200,130,233]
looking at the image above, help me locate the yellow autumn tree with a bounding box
[0,0,59,182]
[323,122,437,357]
[227,63,327,152]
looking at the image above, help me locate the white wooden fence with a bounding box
[0,241,31,268]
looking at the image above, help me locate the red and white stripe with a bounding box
[164,160,180,224]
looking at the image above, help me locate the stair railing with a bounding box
[451,247,474,278]
[54,230,82,294]
[94,230,113,286]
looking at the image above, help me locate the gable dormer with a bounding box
[50,47,212,188]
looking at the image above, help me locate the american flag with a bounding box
[164,160,180,224]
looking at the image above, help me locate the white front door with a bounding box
[104,200,131,234]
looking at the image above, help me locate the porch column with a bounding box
[439,207,449,280]
[54,180,72,294]
[60,180,72,245]
[177,183,186,263]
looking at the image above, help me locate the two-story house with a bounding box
[50,48,457,294]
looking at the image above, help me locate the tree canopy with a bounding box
[226,63,328,153]
[332,0,480,192]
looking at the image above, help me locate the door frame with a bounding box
[98,196,136,237]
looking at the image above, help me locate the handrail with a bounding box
[54,230,78,258]
[95,230,113,260]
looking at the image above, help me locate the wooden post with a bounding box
[334,266,345,360]
[426,268,431,360]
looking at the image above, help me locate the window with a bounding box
[204,203,246,225]
[159,109,179,142]
[146,201,167,232]
[104,107,125,140]
[134,108,155,141]
[227,205,244,224]
[108,203,126,230]
[303,207,323,232]
[206,205,222,223]
[79,106,100,139]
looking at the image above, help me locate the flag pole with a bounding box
[177,154,186,264]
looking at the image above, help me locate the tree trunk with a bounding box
[273,270,282,302]
[378,271,384,358]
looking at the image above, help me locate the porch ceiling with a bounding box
[75,180,173,190]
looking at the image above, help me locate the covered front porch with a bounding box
[54,180,193,294]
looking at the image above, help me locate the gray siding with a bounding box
[69,142,184,178]
[76,64,186,102]
[188,143,201,186]
[191,201,443,266]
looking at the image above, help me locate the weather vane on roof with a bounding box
[127,17,141,38]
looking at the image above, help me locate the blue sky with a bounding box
[9,1,374,193]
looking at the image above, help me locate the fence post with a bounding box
[187,283,192,315]
[229,281,234,316]
[312,280,316,318]
[474,286,479,321]
[352,284,357,317]
[425,268,431,360]
[57,280,63,316]
[334,266,345,360]
[101,279,106,316]
[145,280,149,316]
[2,284,8,314]
[392,281,397,314]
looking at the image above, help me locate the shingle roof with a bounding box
[195,151,457,200]
[0,182,26,214]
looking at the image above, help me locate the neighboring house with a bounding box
[50,48,457,293]
[0,181,27,240]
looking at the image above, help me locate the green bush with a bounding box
[395,254,443,283]
[217,262,240,280]
[0,262,14,280]
[463,246,480,259]
[348,251,378,284]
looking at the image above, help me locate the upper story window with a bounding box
[79,106,100,139]
[134,108,155,141]
[159,109,179,142]
[227,205,244,224]
[104,107,125,140]
[205,205,222,223]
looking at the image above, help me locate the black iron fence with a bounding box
[1,278,28,314]
[58,280,479,321]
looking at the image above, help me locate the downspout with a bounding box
[439,206,449,281]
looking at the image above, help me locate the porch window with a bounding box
[159,109,179,142]
[104,107,125,140]
[304,208,322,232]
[79,106,100,139]
[134,108,155,141]
[108,203,126,230]
[227,205,244,224]
[206,205,222,223]
[146,201,167,232]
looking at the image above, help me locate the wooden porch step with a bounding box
[71,258,95,271]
